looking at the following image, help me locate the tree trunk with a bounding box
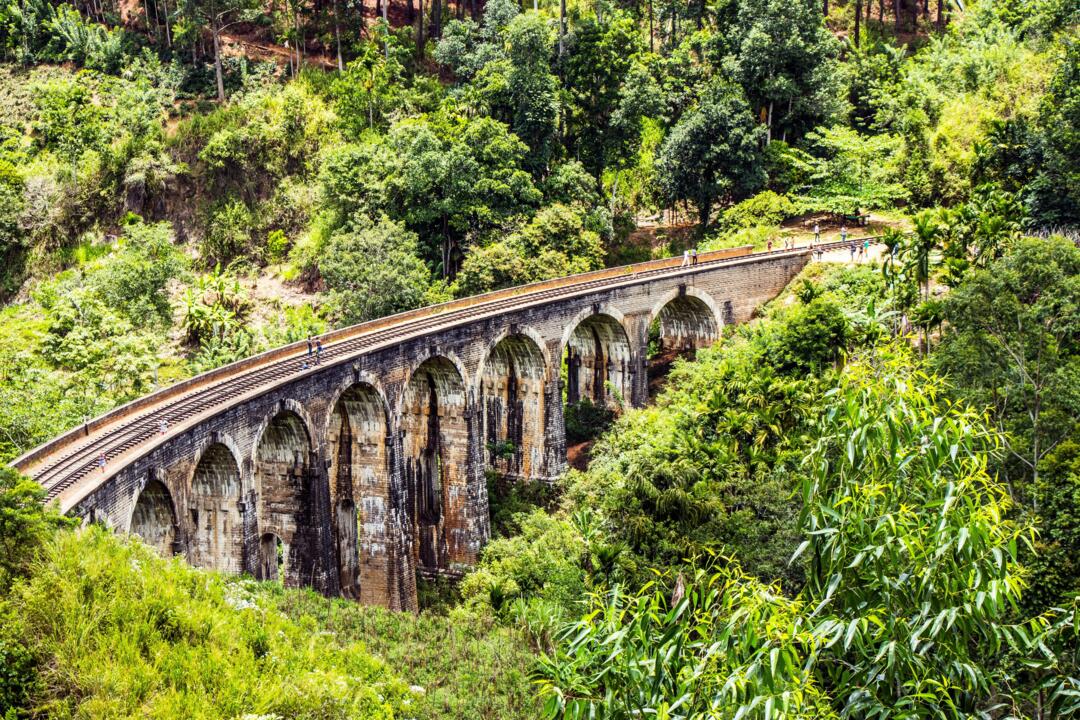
[670,0,676,47]
[416,0,424,56]
[648,0,654,52]
[879,0,884,22]
[295,9,303,70]
[822,0,828,16]
[161,0,171,48]
[333,0,343,70]
[854,0,861,45]
[893,0,901,30]
[431,0,440,39]
[381,0,389,59]
[212,21,226,102]
[937,0,943,26]
[559,0,566,56]
[698,194,711,233]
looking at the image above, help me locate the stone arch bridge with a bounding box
[14,245,813,611]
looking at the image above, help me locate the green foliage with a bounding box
[763,297,849,372]
[562,398,615,445]
[276,590,542,720]
[0,467,74,593]
[718,190,797,231]
[460,510,587,618]
[933,235,1080,506]
[537,564,830,719]
[796,350,1025,717]
[453,203,605,296]
[722,0,842,142]
[545,350,1031,719]
[656,79,766,229]
[804,124,908,210]
[319,214,436,324]
[1,527,409,718]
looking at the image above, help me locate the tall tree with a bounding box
[655,79,765,230]
[934,236,1080,498]
[726,0,841,144]
[185,0,260,101]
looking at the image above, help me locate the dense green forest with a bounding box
[1,0,1079,715]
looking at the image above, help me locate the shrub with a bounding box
[1,528,409,718]
[319,214,435,324]
[719,190,797,231]
[563,398,615,445]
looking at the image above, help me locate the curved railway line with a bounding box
[14,238,873,509]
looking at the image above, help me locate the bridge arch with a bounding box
[128,477,177,557]
[326,378,392,603]
[252,403,315,587]
[188,440,244,574]
[477,328,550,480]
[399,354,471,572]
[560,308,633,410]
[647,286,722,356]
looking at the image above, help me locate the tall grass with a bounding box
[1,527,408,719]
[277,590,542,720]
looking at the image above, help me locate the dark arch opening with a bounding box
[480,334,547,480]
[563,313,632,409]
[328,383,389,604]
[254,410,312,587]
[130,479,177,557]
[190,443,243,573]
[401,357,469,572]
[256,532,284,582]
[647,294,720,392]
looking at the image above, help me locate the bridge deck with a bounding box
[14,239,865,511]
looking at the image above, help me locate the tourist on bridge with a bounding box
[813,222,820,243]
[307,335,314,357]
[97,453,106,473]
[691,248,698,266]
[158,419,168,436]
[850,241,857,261]
[681,249,690,267]
[767,240,773,252]
[316,339,323,365]
[840,225,848,243]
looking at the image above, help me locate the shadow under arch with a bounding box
[561,311,633,409]
[253,407,314,588]
[189,441,244,574]
[477,330,549,480]
[327,381,392,604]
[399,355,470,572]
[129,477,177,557]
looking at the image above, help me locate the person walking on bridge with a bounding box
[315,338,323,365]
[681,249,690,267]
[690,247,698,266]
[813,222,820,244]
[97,453,106,474]
[307,335,314,357]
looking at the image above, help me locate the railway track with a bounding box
[18,237,880,507]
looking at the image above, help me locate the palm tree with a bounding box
[907,210,941,302]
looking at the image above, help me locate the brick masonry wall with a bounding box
[69,252,809,612]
